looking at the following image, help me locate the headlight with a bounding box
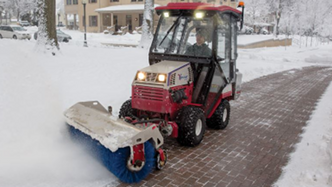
[157,74,167,83]
[137,72,146,81]
[195,12,204,19]
[163,12,170,18]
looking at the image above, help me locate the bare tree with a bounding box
[266,0,295,38]
[36,0,59,54]
[2,0,36,21]
[244,0,268,32]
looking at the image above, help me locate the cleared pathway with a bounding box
[115,66,332,187]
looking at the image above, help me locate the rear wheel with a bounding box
[207,100,230,129]
[0,34,2,39]
[119,99,136,119]
[177,106,206,146]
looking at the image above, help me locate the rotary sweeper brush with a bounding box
[64,2,245,183]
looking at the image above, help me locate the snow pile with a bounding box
[328,139,332,184]
[305,54,332,64]
[274,82,332,187]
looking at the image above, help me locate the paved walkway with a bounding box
[116,66,332,187]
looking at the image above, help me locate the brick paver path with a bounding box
[115,66,332,187]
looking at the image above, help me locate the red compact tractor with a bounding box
[65,2,244,183]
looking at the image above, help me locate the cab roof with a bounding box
[155,3,241,14]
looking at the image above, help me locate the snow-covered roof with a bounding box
[96,4,161,13]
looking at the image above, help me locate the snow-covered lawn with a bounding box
[0,30,331,187]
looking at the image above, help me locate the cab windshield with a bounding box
[152,14,219,58]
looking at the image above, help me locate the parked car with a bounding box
[238,25,254,35]
[258,27,269,35]
[34,29,72,42]
[57,22,65,27]
[19,20,30,27]
[0,25,31,40]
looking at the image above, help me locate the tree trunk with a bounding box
[37,0,59,54]
[273,0,282,38]
[139,0,154,49]
[45,0,58,47]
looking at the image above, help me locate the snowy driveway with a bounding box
[115,66,332,187]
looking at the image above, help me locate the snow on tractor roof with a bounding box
[155,2,241,14]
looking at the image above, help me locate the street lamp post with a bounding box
[82,0,88,47]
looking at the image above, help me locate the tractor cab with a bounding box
[149,3,243,112]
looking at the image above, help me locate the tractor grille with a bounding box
[133,86,164,101]
[146,73,158,82]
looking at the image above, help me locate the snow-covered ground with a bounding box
[0,29,331,187]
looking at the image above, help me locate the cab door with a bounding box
[5,26,14,38]
[205,13,237,116]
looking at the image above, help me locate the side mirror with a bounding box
[237,1,245,31]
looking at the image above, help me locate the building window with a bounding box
[131,0,136,2]
[103,14,112,26]
[89,0,97,3]
[89,16,98,27]
[66,0,72,5]
[138,0,143,2]
[110,0,119,2]
[73,0,78,4]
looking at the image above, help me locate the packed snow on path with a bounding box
[0,32,331,187]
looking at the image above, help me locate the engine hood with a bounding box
[134,60,192,88]
[139,61,189,74]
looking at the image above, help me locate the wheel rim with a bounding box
[127,158,145,172]
[223,108,228,122]
[195,119,202,136]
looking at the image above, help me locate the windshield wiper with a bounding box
[159,14,183,47]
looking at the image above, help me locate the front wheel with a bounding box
[207,100,230,129]
[177,106,206,146]
[119,99,136,119]
[0,34,3,39]
[13,35,17,39]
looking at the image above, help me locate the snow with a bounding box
[237,34,287,45]
[0,28,332,187]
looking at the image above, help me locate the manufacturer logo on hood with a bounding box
[178,74,188,81]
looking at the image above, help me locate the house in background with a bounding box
[56,0,67,27]
[64,0,239,33]
[64,0,79,30]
